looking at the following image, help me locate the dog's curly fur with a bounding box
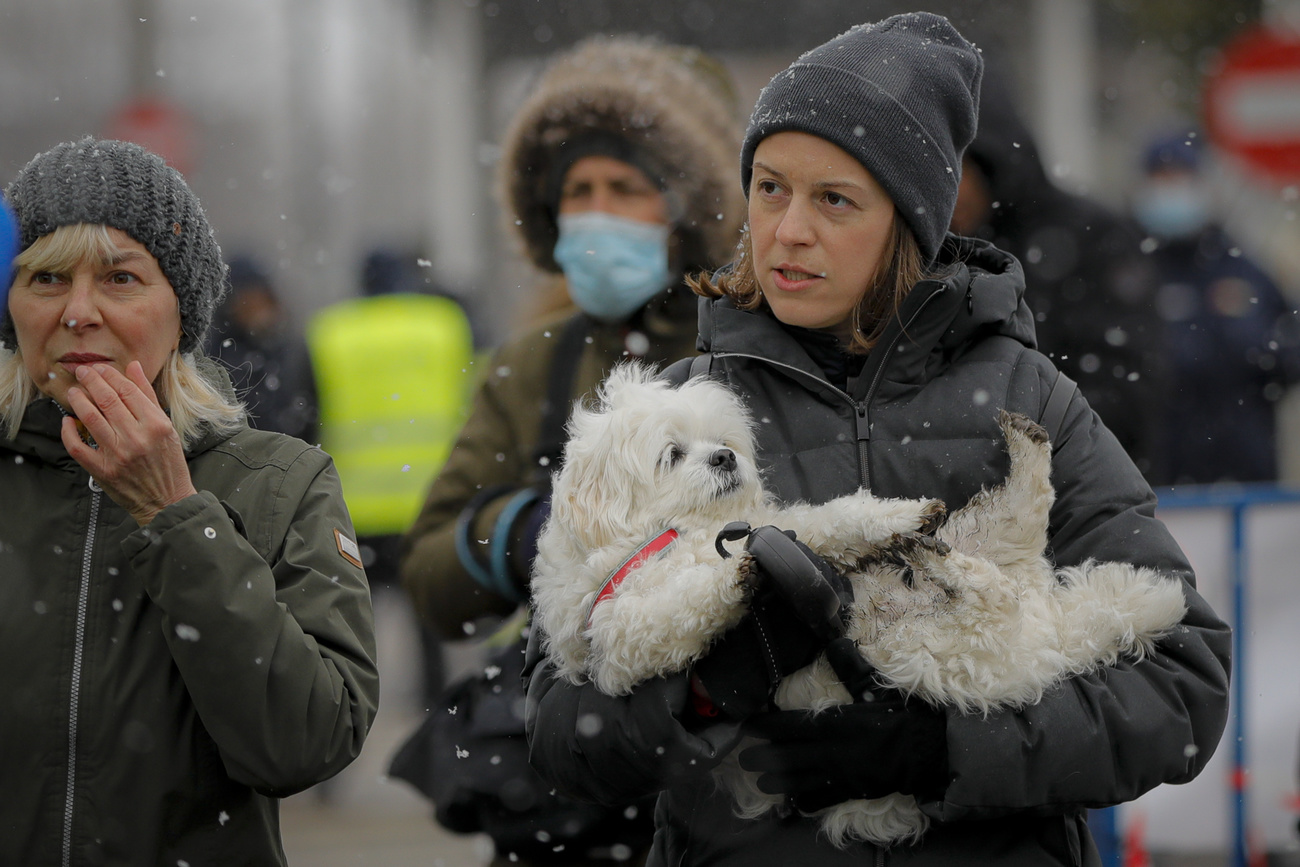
[531,363,1187,848]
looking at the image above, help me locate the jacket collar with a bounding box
[3,359,247,469]
[698,236,1035,395]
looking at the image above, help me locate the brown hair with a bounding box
[686,210,933,355]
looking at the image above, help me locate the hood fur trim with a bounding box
[499,35,745,275]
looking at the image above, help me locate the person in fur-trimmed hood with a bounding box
[523,13,1231,866]
[402,33,744,644]
[395,34,745,867]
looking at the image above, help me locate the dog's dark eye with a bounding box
[667,445,685,466]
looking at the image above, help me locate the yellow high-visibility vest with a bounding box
[307,293,475,536]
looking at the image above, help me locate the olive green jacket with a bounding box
[0,398,379,866]
[401,292,700,639]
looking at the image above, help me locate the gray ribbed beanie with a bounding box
[740,12,983,267]
[2,137,225,353]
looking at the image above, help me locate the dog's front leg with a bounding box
[773,492,946,565]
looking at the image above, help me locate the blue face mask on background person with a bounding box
[553,211,674,322]
[1132,179,1212,240]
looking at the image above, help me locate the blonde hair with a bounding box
[687,212,937,355]
[2,223,244,446]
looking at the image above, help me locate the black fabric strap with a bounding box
[531,313,593,482]
[1041,370,1077,447]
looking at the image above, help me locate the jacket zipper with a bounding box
[62,479,100,867]
[849,282,949,491]
[710,352,872,489]
[712,282,945,493]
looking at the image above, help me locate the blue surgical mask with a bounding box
[553,212,674,322]
[1133,179,1211,240]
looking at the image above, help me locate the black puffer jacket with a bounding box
[524,237,1231,866]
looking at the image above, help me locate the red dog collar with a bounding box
[585,528,680,628]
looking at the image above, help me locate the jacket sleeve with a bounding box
[926,383,1233,821]
[400,343,548,638]
[525,636,744,805]
[123,449,380,797]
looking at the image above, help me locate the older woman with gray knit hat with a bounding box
[524,13,1230,866]
[0,137,378,865]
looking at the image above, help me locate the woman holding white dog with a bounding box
[524,12,1231,866]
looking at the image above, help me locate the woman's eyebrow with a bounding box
[812,179,865,192]
[106,251,149,266]
[752,161,865,192]
[750,160,787,181]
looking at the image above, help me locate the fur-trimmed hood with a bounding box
[498,35,746,275]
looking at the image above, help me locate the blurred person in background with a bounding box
[204,254,319,443]
[393,34,745,867]
[1132,130,1300,485]
[0,137,377,865]
[952,67,1169,482]
[306,247,478,706]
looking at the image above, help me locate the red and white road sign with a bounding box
[1204,23,1300,182]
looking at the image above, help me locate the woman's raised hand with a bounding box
[61,360,198,526]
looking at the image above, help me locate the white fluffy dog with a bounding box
[531,363,1187,847]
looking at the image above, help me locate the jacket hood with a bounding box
[698,236,1035,386]
[498,35,745,275]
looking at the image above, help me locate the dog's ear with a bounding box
[551,402,628,551]
[598,361,663,410]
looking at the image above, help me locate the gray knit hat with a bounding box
[740,12,983,267]
[2,136,226,353]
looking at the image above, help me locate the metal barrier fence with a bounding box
[1094,484,1300,867]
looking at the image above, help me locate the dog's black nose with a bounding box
[710,448,737,472]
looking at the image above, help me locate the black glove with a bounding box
[739,692,949,812]
[691,524,851,721]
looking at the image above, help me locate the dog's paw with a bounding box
[898,530,951,557]
[999,409,1049,445]
[861,532,953,591]
[880,531,951,569]
[917,499,948,535]
[736,551,761,597]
